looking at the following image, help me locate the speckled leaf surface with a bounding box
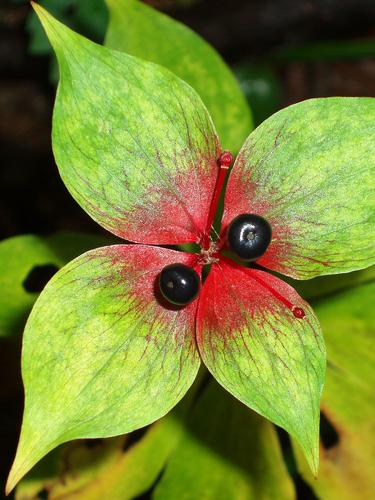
[35,4,220,245]
[7,245,200,492]
[105,0,252,152]
[197,260,325,475]
[223,97,375,279]
[0,232,112,338]
[154,380,294,500]
[294,281,375,499]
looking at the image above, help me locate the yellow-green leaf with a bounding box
[222,97,375,279]
[34,3,221,246]
[7,246,200,493]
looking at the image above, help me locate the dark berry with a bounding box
[159,264,200,306]
[227,213,272,261]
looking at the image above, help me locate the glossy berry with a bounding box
[159,264,200,306]
[227,213,272,261]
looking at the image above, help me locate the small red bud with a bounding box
[292,307,306,319]
[219,151,233,167]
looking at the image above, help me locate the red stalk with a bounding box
[201,151,233,250]
[220,256,305,319]
[249,272,305,318]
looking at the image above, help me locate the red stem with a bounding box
[201,152,232,250]
[220,256,305,318]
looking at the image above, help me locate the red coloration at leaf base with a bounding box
[89,245,202,351]
[103,151,220,246]
[221,156,299,276]
[107,244,201,313]
[197,258,312,337]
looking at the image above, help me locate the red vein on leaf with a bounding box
[220,256,305,319]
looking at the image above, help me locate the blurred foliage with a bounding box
[0,232,113,338]
[294,281,375,499]
[287,266,375,301]
[105,0,252,152]
[272,39,375,62]
[154,380,294,500]
[15,377,201,500]
[234,64,282,127]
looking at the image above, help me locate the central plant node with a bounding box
[199,241,220,265]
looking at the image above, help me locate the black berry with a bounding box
[159,264,200,306]
[227,213,272,261]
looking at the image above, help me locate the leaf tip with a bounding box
[31,2,71,51]
[308,450,320,479]
[299,433,320,478]
[5,425,49,495]
[31,1,48,20]
[5,455,26,496]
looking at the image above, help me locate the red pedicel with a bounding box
[292,307,306,319]
[219,151,233,167]
[202,151,233,250]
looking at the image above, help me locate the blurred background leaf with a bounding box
[286,266,375,301]
[154,380,294,500]
[234,64,282,127]
[271,39,375,62]
[293,281,375,499]
[0,232,113,338]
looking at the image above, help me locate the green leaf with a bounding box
[0,232,112,338]
[154,380,295,500]
[16,378,200,500]
[293,281,375,499]
[7,245,200,492]
[222,97,375,279]
[197,261,326,476]
[34,3,220,245]
[105,0,252,152]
